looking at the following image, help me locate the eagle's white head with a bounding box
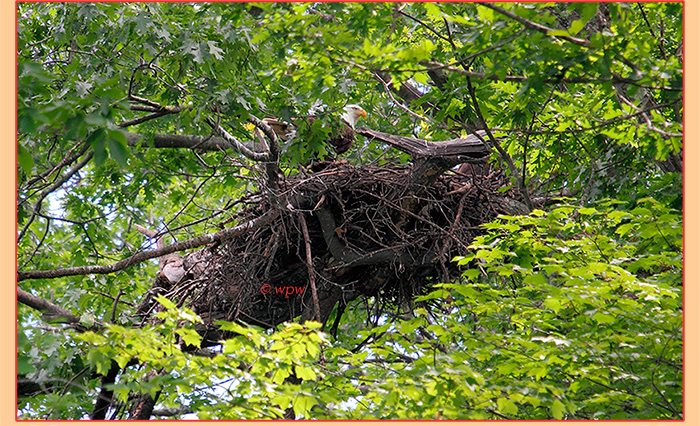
[341,104,368,128]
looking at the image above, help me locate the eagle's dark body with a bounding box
[301,115,356,154]
[263,104,367,155]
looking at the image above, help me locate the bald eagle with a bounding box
[263,104,367,154]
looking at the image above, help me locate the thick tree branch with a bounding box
[91,362,121,420]
[206,117,272,162]
[126,132,228,152]
[246,115,281,193]
[151,407,194,418]
[124,131,272,155]
[17,288,85,326]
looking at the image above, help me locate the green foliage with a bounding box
[441,199,681,419]
[285,199,681,420]
[69,300,329,420]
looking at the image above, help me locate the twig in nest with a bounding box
[298,213,321,322]
[110,289,124,323]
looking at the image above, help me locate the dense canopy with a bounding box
[17,2,682,421]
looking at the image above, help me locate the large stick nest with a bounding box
[137,161,518,343]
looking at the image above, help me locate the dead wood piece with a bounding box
[356,127,490,159]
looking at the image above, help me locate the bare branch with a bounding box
[18,149,94,244]
[18,210,281,282]
[419,60,682,91]
[298,213,321,322]
[480,3,590,47]
[206,117,272,162]
[374,73,438,126]
[125,132,229,152]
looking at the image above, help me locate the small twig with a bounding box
[118,111,169,128]
[298,213,321,322]
[522,86,557,191]
[373,73,438,126]
[418,60,682,91]
[110,289,124,323]
[46,366,92,420]
[637,3,666,59]
[355,189,471,252]
[19,139,90,195]
[17,149,94,244]
[94,291,134,307]
[398,10,451,43]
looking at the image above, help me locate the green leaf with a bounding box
[424,3,442,19]
[17,144,35,174]
[615,222,636,236]
[543,297,563,313]
[592,311,616,325]
[294,364,317,381]
[79,313,96,329]
[497,397,518,415]
[271,367,291,384]
[176,328,202,348]
[87,128,108,167]
[523,273,548,285]
[531,365,548,380]
[292,395,316,418]
[568,19,585,35]
[155,295,177,310]
[551,399,567,419]
[17,356,36,375]
[107,130,129,168]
